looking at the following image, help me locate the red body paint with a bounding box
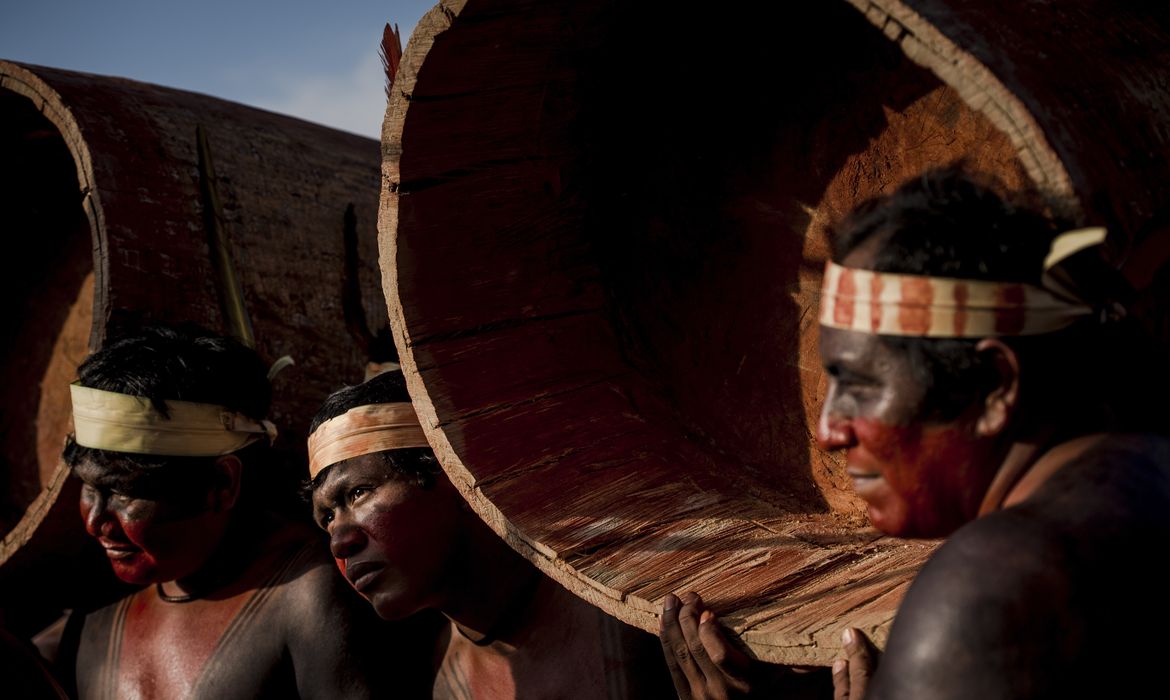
[846,418,989,538]
[117,583,254,697]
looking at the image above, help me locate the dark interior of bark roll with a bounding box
[0,88,92,539]
[396,0,1030,528]
[0,85,120,638]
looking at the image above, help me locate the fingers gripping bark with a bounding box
[661,593,703,698]
[832,627,879,700]
[659,592,753,700]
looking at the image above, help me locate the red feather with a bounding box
[381,23,403,99]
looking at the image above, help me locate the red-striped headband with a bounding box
[818,228,1105,338]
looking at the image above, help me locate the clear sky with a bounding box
[0,1,436,140]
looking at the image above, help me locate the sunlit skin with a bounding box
[312,450,675,699]
[312,453,463,621]
[72,454,419,699]
[74,459,232,587]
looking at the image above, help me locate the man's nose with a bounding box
[816,406,857,451]
[329,522,368,561]
[81,494,113,538]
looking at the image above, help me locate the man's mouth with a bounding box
[98,539,140,560]
[846,467,884,495]
[345,560,385,593]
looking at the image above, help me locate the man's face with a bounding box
[816,326,999,538]
[75,459,224,584]
[312,453,462,620]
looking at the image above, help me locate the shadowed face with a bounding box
[75,459,226,584]
[312,453,463,620]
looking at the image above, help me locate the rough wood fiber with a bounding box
[0,60,387,634]
[380,1,1170,664]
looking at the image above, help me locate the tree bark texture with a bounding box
[0,60,386,635]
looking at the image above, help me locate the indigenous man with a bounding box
[307,369,673,699]
[659,168,1170,698]
[60,325,423,698]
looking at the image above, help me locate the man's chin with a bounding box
[106,553,170,585]
[865,502,913,538]
[867,505,954,539]
[109,565,158,586]
[370,591,420,621]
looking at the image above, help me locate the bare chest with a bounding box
[76,585,289,700]
[433,616,628,700]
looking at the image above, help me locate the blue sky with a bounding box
[0,1,435,139]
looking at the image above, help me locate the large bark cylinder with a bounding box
[380,1,1170,665]
[0,61,387,634]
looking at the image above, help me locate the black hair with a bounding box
[62,324,273,509]
[830,165,1141,431]
[305,370,439,496]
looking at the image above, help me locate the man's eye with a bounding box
[841,378,878,392]
[317,512,334,529]
[832,370,878,391]
[80,483,98,500]
[81,482,120,501]
[348,487,371,504]
[105,491,138,508]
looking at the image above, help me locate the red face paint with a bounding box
[77,463,227,585]
[847,418,988,538]
[818,322,1001,539]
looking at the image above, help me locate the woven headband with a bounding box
[306,402,429,479]
[70,383,277,457]
[818,227,1106,338]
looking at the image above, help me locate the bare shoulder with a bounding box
[868,434,1170,699]
[867,513,1076,699]
[263,525,363,626]
[1042,433,1170,506]
[265,525,440,697]
[1022,433,1170,552]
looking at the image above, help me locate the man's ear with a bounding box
[210,454,244,512]
[974,338,1021,437]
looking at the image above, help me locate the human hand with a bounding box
[659,592,755,700]
[831,627,878,700]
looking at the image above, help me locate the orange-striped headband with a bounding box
[818,228,1105,338]
[307,402,429,479]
